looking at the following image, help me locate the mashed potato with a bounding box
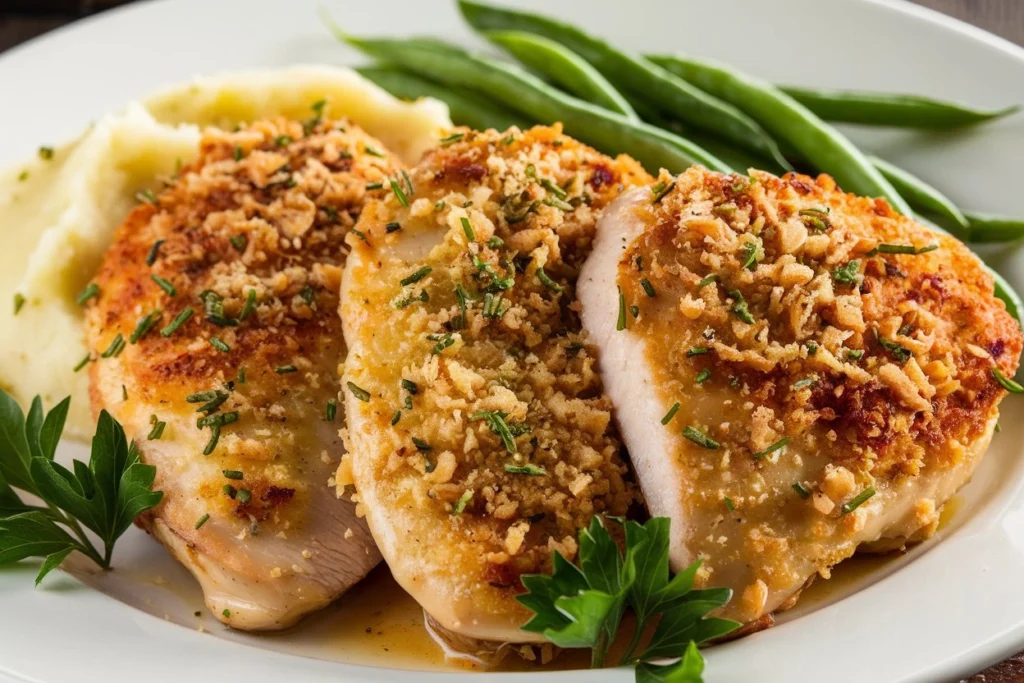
[0,65,453,438]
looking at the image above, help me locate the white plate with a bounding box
[2,1,1024,681]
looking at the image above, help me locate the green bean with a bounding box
[779,86,1019,130]
[648,54,912,216]
[868,156,969,236]
[457,0,789,170]
[482,30,637,120]
[964,213,1024,244]
[336,35,730,174]
[355,65,527,132]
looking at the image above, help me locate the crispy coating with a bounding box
[340,125,651,639]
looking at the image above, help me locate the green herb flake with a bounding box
[536,267,563,293]
[76,282,100,306]
[427,332,455,355]
[135,188,158,205]
[695,369,711,384]
[150,274,176,297]
[845,348,865,361]
[651,180,676,204]
[229,234,247,252]
[209,337,230,353]
[73,354,92,372]
[275,365,298,374]
[683,425,720,449]
[400,266,432,287]
[875,329,911,364]
[752,436,790,461]
[461,216,476,241]
[347,381,371,402]
[233,146,244,161]
[661,402,681,425]
[729,290,755,324]
[687,347,709,357]
[616,287,627,331]
[993,367,1024,393]
[471,410,519,454]
[385,222,402,233]
[740,241,759,270]
[698,274,719,288]
[195,513,210,530]
[101,334,126,359]
[147,418,166,441]
[792,482,811,499]
[365,182,384,190]
[13,293,25,315]
[235,489,252,505]
[390,410,402,426]
[841,487,876,515]
[831,260,860,285]
[440,132,465,146]
[452,489,473,515]
[239,289,258,321]
[412,437,431,452]
[724,497,735,511]
[145,239,165,266]
[389,177,409,207]
[640,279,656,297]
[505,463,546,476]
[792,376,817,390]
[160,307,193,337]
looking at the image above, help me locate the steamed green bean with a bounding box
[965,213,1024,244]
[869,155,969,235]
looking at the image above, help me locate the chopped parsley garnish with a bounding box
[452,489,473,515]
[38,146,54,160]
[76,282,100,306]
[365,145,386,157]
[661,402,681,425]
[640,279,656,297]
[427,332,454,355]
[461,216,476,241]
[536,267,563,293]
[209,337,230,353]
[740,241,759,270]
[150,274,176,297]
[806,342,818,356]
[400,266,432,286]
[239,289,258,320]
[389,177,409,206]
[729,290,755,324]
[101,334,126,359]
[505,463,546,476]
[186,390,228,413]
[752,436,789,461]
[630,305,639,318]
[502,133,515,145]
[686,347,709,357]
[471,410,519,454]
[222,470,244,480]
[682,426,720,449]
[831,260,860,285]
[129,310,162,344]
[13,293,25,315]
[73,354,91,372]
[440,132,465,146]
[697,274,718,288]
[411,437,431,452]
[390,410,401,426]
[275,365,298,374]
[792,482,811,499]
[351,230,367,242]
[616,287,627,331]
[470,254,514,292]
[650,179,676,204]
[347,381,371,402]
[452,284,469,329]
[326,398,338,422]
[487,236,504,249]
[841,487,876,515]
[695,369,711,384]
[199,290,237,327]
[237,367,246,384]
[482,292,504,319]
[145,239,165,266]
[229,234,247,252]
[993,367,1024,393]
[195,514,210,529]
[875,329,911,364]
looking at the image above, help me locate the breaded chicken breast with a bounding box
[339,125,651,644]
[84,113,401,630]
[578,166,1022,624]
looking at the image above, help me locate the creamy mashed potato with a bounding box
[0,65,453,438]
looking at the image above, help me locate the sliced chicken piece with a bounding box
[84,115,401,630]
[579,166,1022,624]
[339,125,651,643]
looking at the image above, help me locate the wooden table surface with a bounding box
[1,1,1023,681]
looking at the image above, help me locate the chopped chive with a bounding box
[38,146,54,160]
[792,482,811,499]
[452,489,473,515]
[385,222,402,233]
[845,349,864,361]
[160,307,193,337]
[875,329,911,364]
[222,609,231,618]
[471,410,518,454]
[203,426,222,455]
[222,470,244,480]
[389,177,409,206]
[146,239,165,266]
[400,266,432,286]
[412,437,431,452]
[101,334,125,359]
[440,132,465,146]
[687,347,709,357]
[792,376,817,390]
[233,146,244,161]
[683,426,720,450]
[390,410,402,426]
[651,180,676,204]
[616,287,627,331]
[697,274,719,288]
[753,436,790,460]
[276,365,298,374]
[195,513,210,530]
[841,487,876,515]
[13,293,25,315]
[434,200,446,211]
[401,378,419,395]
[151,274,176,297]
[237,367,247,384]
[461,216,476,241]
[209,337,230,353]
[136,188,158,205]
[222,485,237,499]
[695,369,711,384]
[427,332,455,355]
[740,241,759,270]
[73,354,91,372]
[347,381,371,402]
[229,234,247,252]
[505,463,546,476]
[916,244,939,254]
[76,282,100,306]
[235,489,252,504]
[640,279,656,297]
[536,267,563,293]
[365,145,385,157]
[729,290,755,324]
[321,397,338,422]
[239,289,257,320]
[872,243,917,255]
[274,134,293,147]
[724,497,735,511]
[122,384,128,400]
[993,367,1024,393]
[661,402,681,425]
[147,419,166,440]
[365,182,384,190]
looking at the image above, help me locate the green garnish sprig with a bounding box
[517,516,738,680]
[0,391,163,583]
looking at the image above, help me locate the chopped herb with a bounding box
[239,289,258,320]
[841,487,876,515]
[73,354,91,372]
[640,279,656,297]
[452,489,473,515]
[440,132,465,146]
[661,403,681,425]
[229,234,247,252]
[350,228,367,242]
[365,145,385,157]
[870,243,917,255]
[195,514,210,529]
[792,376,817,390]
[412,437,431,452]
[203,426,222,455]
[651,180,676,204]
[616,287,627,331]
[470,254,514,292]
[400,266,432,286]
[452,284,470,329]
[135,188,158,205]
[347,381,371,402]
[145,239,165,266]
[875,329,911,364]
[150,274,176,297]
[683,426,720,449]
[729,376,741,388]
[695,369,711,384]
[729,290,755,324]
[38,146,54,160]
[993,367,1024,393]
[724,497,735,511]
[916,244,939,254]
[792,482,811,499]
[274,134,293,147]
[390,410,401,426]
[76,282,100,306]
[505,463,546,476]
[482,292,504,319]
[101,334,126,359]
[321,205,340,223]
[806,342,818,356]
[129,310,162,344]
[222,609,231,618]
[471,410,519,454]
[199,290,236,327]
[845,349,864,361]
[147,418,166,441]
[540,177,568,200]
[235,489,252,505]
[740,241,759,270]
[365,182,384,190]
[461,216,476,241]
[388,176,409,206]
[698,274,719,288]
[394,290,429,309]
[502,133,515,145]
[326,398,338,421]
[222,470,244,480]
[427,332,454,354]
[299,285,315,307]
[536,267,563,293]
[121,385,128,400]
[542,194,574,211]
[687,347,709,357]
[222,485,237,499]
[630,305,639,318]
[487,236,504,249]
[209,337,230,353]
[13,293,25,315]
[831,260,860,285]
[753,436,789,460]
[17,170,28,181]
[275,365,298,374]
[385,222,402,233]
[237,367,246,384]
[233,146,244,161]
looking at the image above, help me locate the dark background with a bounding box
[1,0,1023,681]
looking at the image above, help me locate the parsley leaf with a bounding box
[0,390,163,581]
